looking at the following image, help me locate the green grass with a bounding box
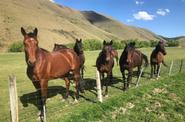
[0,47,185,122]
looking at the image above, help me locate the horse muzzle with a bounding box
[27,60,36,66]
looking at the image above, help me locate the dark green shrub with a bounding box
[8,41,24,52]
[167,40,179,47]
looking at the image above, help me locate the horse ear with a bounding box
[103,40,106,45]
[33,28,38,37]
[110,40,113,45]
[21,27,26,36]
[80,38,82,42]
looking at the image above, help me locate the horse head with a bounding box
[102,40,113,62]
[21,27,38,66]
[156,40,167,55]
[124,42,135,64]
[74,39,83,54]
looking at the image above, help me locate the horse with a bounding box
[119,42,148,91]
[53,39,85,79]
[53,43,67,51]
[111,49,119,65]
[96,40,115,96]
[73,39,85,79]
[150,40,167,79]
[21,27,81,120]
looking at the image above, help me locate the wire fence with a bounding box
[1,59,185,122]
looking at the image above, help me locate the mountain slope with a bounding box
[0,0,162,51]
[161,36,185,47]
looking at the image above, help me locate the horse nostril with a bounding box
[28,60,36,66]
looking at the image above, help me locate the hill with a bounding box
[161,36,185,47]
[0,0,162,51]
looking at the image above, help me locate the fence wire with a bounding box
[1,59,185,122]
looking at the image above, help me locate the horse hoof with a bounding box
[104,94,109,98]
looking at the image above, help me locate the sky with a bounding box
[51,0,185,37]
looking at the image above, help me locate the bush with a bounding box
[8,41,24,52]
[167,40,179,47]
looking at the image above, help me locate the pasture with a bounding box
[0,47,185,122]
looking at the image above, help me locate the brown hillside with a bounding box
[0,0,161,51]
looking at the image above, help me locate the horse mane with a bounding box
[40,48,49,53]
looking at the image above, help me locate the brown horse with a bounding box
[53,43,67,51]
[96,40,115,96]
[119,42,148,90]
[53,39,85,79]
[150,40,167,79]
[21,27,81,120]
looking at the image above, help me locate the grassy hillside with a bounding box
[0,47,185,121]
[161,36,185,47]
[0,0,162,52]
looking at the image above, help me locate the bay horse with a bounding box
[96,40,116,96]
[21,27,81,120]
[53,39,85,79]
[150,40,167,79]
[119,42,148,91]
[53,43,67,51]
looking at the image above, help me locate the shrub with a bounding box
[8,41,24,52]
[167,40,179,47]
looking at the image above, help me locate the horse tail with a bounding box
[162,60,168,67]
[115,55,119,65]
[142,54,149,67]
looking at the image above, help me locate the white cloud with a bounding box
[133,11,155,21]
[165,9,170,13]
[127,19,134,23]
[156,9,170,16]
[49,0,55,3]
[136,1,144,5]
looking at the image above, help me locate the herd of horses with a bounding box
[21,27,167,119]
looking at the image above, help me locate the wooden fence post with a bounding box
[9,75,18,122]
[179,59,183,73]
[169,60,174,76]
[136,67,144,87]
[96,69,103,102]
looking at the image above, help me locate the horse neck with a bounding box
[74,46,83,56]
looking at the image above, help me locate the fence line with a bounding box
[1,59,185,122]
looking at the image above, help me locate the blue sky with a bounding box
[52,0,185,37]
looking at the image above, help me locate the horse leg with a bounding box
[127,69,133,89]
[100,73,105,90]
[121,70,126,91]
[105,72,111,97]
[154,64,157,76]
[73,70,81,102]
[64,77,70,99]
[81,66,84,79]
[110,71,113,85]
[39,80,48,122]
[150,64,154,78]
[157,63,161,79]
[137,66,141,76]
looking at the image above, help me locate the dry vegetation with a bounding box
[0,0,162,51]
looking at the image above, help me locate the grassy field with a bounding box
[0,47,185,122]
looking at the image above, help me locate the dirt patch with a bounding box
[152,88,168,95]
[111,107,127,119]
[126,102,135,109]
